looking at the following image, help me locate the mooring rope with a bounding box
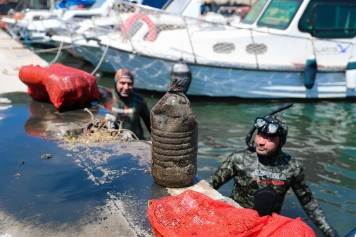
[90,39,110,75]
[49,40,64,65]
[33,45,73,53]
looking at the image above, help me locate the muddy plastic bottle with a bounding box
[150,62,198,188]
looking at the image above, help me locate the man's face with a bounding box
[254,133,280,156]
[116,77,133,97]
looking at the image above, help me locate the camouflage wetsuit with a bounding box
[208,148,337,236]
[99,86,151,140]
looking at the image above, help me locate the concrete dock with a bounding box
[0,29,238,237]
[0,30,48,95]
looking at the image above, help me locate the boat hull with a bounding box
[104,46,355,99]
[75,45,115,74]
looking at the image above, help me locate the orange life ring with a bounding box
[121,12,156,42]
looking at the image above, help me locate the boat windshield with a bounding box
[299,0,356,38]
[91,0,108,9]
[257,0,303,29]
[242,0,268,24]
[14,0,50,11]
[163,0,191,14]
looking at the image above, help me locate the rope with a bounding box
[90,40,110,75]
[84,108,95,120]
[33,45,73,53]
[49,40,64,65]
[83,108,141,141]
[250,29,259,69]
[121,129,140,140]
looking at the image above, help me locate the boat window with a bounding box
[213,43,235,53]
[72,14,103,18]
[163,0,191,14]
[91,0,108,9]
[242,0,268,24]
[257,0,302,29]
[299,0,356,38]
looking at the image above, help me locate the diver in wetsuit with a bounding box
[208,104,339,237]
[99,68,151,140]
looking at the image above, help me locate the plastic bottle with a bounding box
[150,64,198,188]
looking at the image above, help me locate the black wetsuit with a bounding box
[99,86,151,140]
[208,148,338,237]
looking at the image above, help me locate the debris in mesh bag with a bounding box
[63,108,139,143]
[147,190,316,237]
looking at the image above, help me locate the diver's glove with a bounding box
[325,228,340,237]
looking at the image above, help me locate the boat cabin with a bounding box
[240,0,356,40]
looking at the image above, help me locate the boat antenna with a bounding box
[246,102,293,151]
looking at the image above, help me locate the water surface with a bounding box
[6,52,355,236]
[95,64,356,236]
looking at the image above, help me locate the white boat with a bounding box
[96,0,356,99]
[50,16,118,70]
[49,0,202,73]
[1,0,117,45]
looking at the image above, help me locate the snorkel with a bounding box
[246,102,293,151]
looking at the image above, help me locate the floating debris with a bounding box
[41,154,52,159]
[15,173,20,177]
[20,161,25,165]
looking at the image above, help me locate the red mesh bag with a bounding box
[254,214,316,237]
[147,190,316,237]
[19,63,99,110]
[19,64,50,102]
[147,190,269,237]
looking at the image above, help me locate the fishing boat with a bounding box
[96,0,356,99]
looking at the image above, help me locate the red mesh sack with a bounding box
[19,65,50,102]
[147,190,269,237]
[254,213,316,237]
[19,63,99,110]
[44,63,99,110]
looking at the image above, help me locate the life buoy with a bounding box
[121,12,156,42]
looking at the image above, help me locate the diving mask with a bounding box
[246,102,293,151]
[255,117,282,137]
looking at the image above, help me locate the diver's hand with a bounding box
[325,228,339,237]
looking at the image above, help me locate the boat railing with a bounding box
[58,16,113,40]
[95,1,354,71]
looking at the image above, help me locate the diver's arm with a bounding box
[292,166,339,237]
[208,153,238,190]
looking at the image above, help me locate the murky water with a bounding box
[0,93,156,236]
[1,52,355,236]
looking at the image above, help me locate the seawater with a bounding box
[19,52,356,236]
[94,64,356,236]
